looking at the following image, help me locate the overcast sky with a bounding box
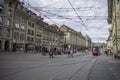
[22,0,111,43]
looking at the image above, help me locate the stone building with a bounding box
[0,0,19,51]
[0,0,91,53]
[107,0,120,58]
[60,24,90,52]
[85,35,91,49]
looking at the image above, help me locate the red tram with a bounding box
[92,47,100,56]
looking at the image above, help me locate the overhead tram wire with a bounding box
[23,0,93,27]
[22,0,85,26]
[22,0,59,26]
[36,8,86,24]
[67,0,88,30]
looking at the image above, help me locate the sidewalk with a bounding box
[88,54,120,80]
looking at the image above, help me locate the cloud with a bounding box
[23,0,110,43]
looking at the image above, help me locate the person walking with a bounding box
[70,50,73,58]
[49,50,54,58]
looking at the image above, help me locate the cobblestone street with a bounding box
[0,52,120,80]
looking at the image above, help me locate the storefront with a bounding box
[25,44,35,52]
[13,43,25,52]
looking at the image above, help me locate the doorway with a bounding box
[5,40,9,51]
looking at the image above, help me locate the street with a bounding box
[0,52,120,80]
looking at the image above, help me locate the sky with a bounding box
[22,0,111,43]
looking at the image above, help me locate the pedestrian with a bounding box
[49,50,54,58]
[70,50,73,58]
[68,50,70,56]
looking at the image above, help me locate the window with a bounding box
[0,28,2,36]
[27,37,34,42]
[9,2,13,7]
[15,15,20,21]
[22,18,26,23]
[0,17,2,23]
[27,37,30,41]
[15,23,20,29]
[7,10,12,16]
[31,37,34,42]
[28,29,30,35]
[32,23,34,28]
[28,29,34,35]
[7,19,10,26]
[28,22,31,26]
[14,32,19,40]
[0,5,4,13]
[32,31,34,35]
[21,25,25,30]
[20,34,25,40]
[5,28,10,37]
[0,40,1,49]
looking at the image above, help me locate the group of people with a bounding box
[48,49,74,58]
[104,49,112,55]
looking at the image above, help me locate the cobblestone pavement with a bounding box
[88,55,120,80]
[0,52,120,80]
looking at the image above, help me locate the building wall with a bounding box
[108,0,120,56]
[60,25,90,51]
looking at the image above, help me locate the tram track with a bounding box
[49,56,97,80]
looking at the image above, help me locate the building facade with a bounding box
[0,0,91,53]
[60,25,91,52]
[107,0,120,57]
[85,35,92,49]
[0,0,19,51]
[0,0,64,53]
